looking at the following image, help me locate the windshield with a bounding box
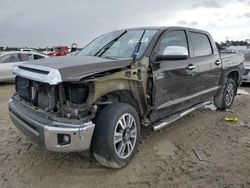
[77,29,158,59]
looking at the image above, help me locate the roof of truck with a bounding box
[124,26,209,34]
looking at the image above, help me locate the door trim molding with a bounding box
[157,86,219,110]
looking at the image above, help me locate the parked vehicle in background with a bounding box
[242,52,250,83]
[20,48,38,53]
[69,50,80,56]
[48,46,69,56]
[220,49,237,53]
[70,43,78,53]
[42,48,54,55]
[9,27,244,168]
[0,51,48,82]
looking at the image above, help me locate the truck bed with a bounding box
[220,52,244,68]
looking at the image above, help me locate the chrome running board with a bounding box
[153,101,212,131]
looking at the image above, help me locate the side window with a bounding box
[156,30,188,55]
[1,54,19,63]
[20,53,33,61]
[189,32,212,57]
[34,54,45,60]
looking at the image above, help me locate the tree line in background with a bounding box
[215,40,250,51]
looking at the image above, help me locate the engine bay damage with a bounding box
[15,76,95,121]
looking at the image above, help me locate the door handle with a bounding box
[187,65,196,70]
[215,60,221,66]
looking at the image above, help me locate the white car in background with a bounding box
[20,48,38,53]
[0,51,48,82]
[242,53,250,83]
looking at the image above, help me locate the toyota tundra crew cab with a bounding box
[9,27,244,168]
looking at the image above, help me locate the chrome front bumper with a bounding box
[8,98,95,152]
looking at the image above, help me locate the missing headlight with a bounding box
[64,84,89,104]
[16,76,32,102]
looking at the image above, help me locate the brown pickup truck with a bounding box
[9,27,244,168]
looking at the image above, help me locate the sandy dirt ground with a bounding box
[0,83,250,188]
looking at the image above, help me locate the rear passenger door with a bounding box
[187,31,222,103]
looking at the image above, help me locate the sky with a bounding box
[1,0,250,48]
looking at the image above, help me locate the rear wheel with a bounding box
[91,103,140,168]
[215,78,236,110]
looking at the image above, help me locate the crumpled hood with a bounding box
[16,55,132,84]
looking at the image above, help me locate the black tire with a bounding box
[214,78,236,110]
[91,103,140,168]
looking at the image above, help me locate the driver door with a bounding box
[151,29,197,118]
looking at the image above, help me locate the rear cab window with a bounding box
[189,32,213,57]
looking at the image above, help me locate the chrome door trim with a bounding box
[157,86,219,110]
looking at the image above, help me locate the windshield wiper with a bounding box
[101,55,117,60]
[132,30,146,60]
[95,30,127,57]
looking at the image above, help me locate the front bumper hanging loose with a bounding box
[8,98,95,152]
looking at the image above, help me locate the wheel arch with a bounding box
[214,71,238,110]
[94,90,142,118]
[227,70,239,90]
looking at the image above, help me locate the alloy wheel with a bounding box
[113,113,137,159]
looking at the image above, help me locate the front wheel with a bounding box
[91,103,140,168]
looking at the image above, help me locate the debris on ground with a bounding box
[224,117,250,128]
[225,109,234,113]
[237,121,250,128]
[204,104,217,111]
[26,144,32,151]
[237,89,250,96]
[193,148,211,162]
[239,137,250,145]
[224,117,239,122]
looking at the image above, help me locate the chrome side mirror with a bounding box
[163,46,188,56]
[155,46,188,62]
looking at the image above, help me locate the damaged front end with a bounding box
[8,39,151,153]
[15,76,95,121]
[9,74,95,152]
